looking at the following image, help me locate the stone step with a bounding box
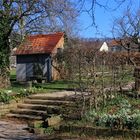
[10,109,48,117]
[6,91,90,122]
[7,113,42,120]
[28,92,91,102]
[24,99,75,106]
[17,104,61,114]
[0,109,11,117]
[28,95,76,101]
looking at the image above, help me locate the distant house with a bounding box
[99,42,109,52]
[15,32,64,82]
[109,40,125,52]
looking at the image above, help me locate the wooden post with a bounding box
[134,67,140,91]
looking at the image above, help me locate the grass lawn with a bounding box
[9,67,135,93]
[0,69,74,103]
[33,80,73,90]
[9,68,73,93]
[10,68,16,80]
[8,80,73,93]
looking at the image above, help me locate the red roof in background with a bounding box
[15,32,64,55]
[109,40,122,47]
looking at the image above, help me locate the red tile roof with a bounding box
[15,32,64,55]
[109,40,122,47]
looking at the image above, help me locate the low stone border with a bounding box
[59,125,140,138]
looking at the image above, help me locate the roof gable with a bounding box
[15,32,64,55]
[100,42,109,52]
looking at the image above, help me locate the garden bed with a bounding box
[55,93,140,138]
[59,124,140,138]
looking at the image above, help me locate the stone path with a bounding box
[7,91,90,120]
[0,91,91,140]
[0,119,86,140]
[0,119,36,140]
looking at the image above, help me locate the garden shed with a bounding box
[15,32,64,82]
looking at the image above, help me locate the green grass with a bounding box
[1,79,73,104]
[10,68,16,80]
[9,69,73,93]
[33,80,73,90]
[71,65,134,91]
[8,66,134,94]
[8,83,25,93]
[8,80,73,94]
[9,65,134,92]
[126,96,140,107]
[8,69,70,93]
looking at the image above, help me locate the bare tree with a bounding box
[112,8,140,52]
[76,0,133,26]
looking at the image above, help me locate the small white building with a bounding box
[99,42,109,52]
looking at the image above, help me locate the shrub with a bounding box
[0,90,13,103]
[16,88,29,98]
[16,87,42,98]
[85,109,98,123]
[44,127,54,135]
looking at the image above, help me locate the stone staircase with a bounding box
[7,91,90,121]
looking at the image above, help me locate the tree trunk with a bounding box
[0,68,10,88]
[0,4,17,88]
[0,37,11,88]
[134,67,140,91]
[138,44,140,52]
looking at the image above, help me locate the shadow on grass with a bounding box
[33,80,76,91]
[9,79,77,92]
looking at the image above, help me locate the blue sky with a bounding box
[78,0,140,38]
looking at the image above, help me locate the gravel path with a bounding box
[0,120,37,140]
[0,119,79,140]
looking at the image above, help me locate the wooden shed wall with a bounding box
[16,54,52,82]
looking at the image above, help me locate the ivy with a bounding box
[0,13,11,87]
[0,90,13,103]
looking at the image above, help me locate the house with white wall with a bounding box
[99,42,109,52]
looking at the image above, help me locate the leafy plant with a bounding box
[15,87,42,98]
[85,96,140,130]
[44,127,54,135]
[16,88,29,98]
[0,90,13,103]
[27,87,45,94]
[85,109,98,123]
[34,121,54,135]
